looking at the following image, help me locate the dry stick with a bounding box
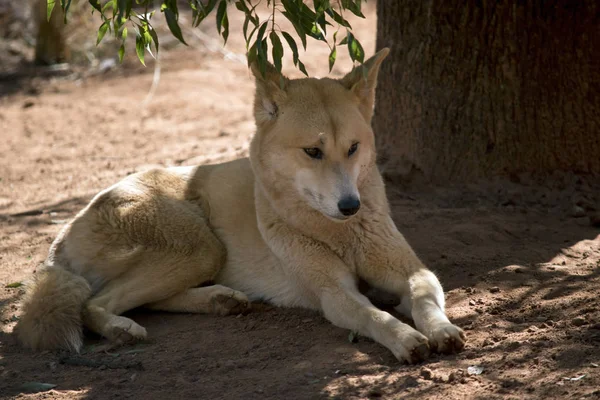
[190,29,247,65]
[177,15,246,65]
[141,17,246,106]
[141,53,161,107]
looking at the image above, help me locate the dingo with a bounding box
[16,49,465,363]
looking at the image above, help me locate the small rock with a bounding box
[420,367,434,380]
[22,101,35,109]
[468,299,476,306]
[489,287,501,293]
[572,317,586,326]
[448,370,465,383]
[571,205,586,218]
[482,338,494,347]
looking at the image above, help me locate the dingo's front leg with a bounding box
[360,218,466,354]
[261,222,430,363]
[318,266,431,363]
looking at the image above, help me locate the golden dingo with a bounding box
[16,49,465,363]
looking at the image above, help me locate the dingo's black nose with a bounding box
[338,197,361,216]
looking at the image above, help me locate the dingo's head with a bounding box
[249,49,389,222]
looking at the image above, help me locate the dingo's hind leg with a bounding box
[147,285,250,315]
[82,233,226,345]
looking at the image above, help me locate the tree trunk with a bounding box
[35,0,69,65]
[374,0,600,182]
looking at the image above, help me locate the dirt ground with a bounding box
[1,3,600,400]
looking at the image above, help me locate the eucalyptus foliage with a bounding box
[47,0,367,75]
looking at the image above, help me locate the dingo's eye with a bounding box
[348,142,359,157]
[304,148,323,160]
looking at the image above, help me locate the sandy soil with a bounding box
[1,3,599,400]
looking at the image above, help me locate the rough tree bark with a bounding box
[35,0,69,65]
[373,1,600,182]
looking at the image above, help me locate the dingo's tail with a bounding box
[15,266,91,352]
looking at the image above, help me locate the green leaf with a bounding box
[347,32,364,63]
[88,0,101,12]
[148,27,159,54]
[235,0,257,26]
[298,59,308,76]
[281,31,299,66]
[135,33,146,66]
[5,282,23,288]
[313,0,325,13]
[247,41,257,68]
[258,38,268,78]
[341,0,364,18]
[118,43,125,63]
[164,8,187,45]
[117,0,132,20]
[325,8,351,28]
[328,45,336,72]
[281,11,307,50]
[218,3,229,45]
[96,21,109,45]
[121,27,128,40]
[47,0,56,22]
[255,22,269,77]
[242,15,250,44]
[101,1,113,12]
[19,382,56,394]
[338,36,348,45]
[61,0,72,23]
[245,23,259,49]
[216,0,226,34]
[270,31,284,73]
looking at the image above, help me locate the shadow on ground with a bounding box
[1,182,599,400]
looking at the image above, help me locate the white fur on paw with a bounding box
[381,324,430,364]
[394,329,430,364]
[105,316,148,344]
[427,322,466,354]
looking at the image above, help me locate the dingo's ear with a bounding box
[339,47,390,123]
[250,61,289,124]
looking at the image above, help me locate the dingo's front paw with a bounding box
[427,323,466,354]
[390,329,431,364]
